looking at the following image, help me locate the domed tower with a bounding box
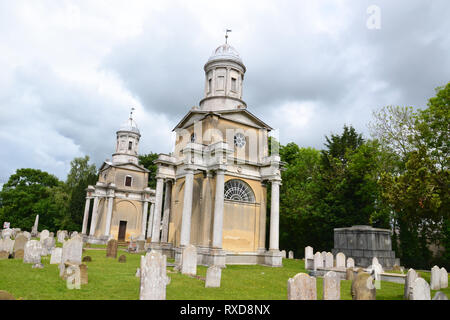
[199,41,247,111]
[112,115,141,165]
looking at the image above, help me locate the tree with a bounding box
[0,168,61,231]
[138,152,159,189]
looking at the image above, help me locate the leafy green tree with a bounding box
[139,152,159,189]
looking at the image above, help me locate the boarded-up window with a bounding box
[125,176,132,187]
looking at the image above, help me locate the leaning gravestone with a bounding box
[336,252,346,269]
[106,239,118,258]
[325,252,333,268]
[440,267,448,289]
[323,271,340,300]
[430,265,441,290]
[432,291,448,300]
[313,252,323,270]
[61,236,83,265]
[23,240,42,264]
[13,234,27,253]
[287,273,317,300]
[410,277,431,300]
[50,248,63,264]
[139,251,167,300]
[205,265,222,288]
[351,271,376,300]
[404,268,418,300]
[181,245,197,276]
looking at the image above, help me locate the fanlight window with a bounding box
[224,179,255,203]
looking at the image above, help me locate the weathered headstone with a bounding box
[351,271,376,300]
[440,267,448,289]
[2,237,14,254]
[0,251,9,259]
[305,246,314,269]
[136,240,145,252]
[288,250,294,259]
[321,251,327,265]
[313,252,323,270]
[410,277,431,300]
[41,236,55,256]
[430,265,441,290]
[139,250,167,300]
[368,262,383,282]
[61,236,83,265]
[346,257,355,268]
[432,291,448,300]
[13,234,27,253]
[118,254,127,263]
[287,273,317,300]
[280,250,286,258]
[106,239,118,258]
[13,249,24,259]
[346,268,355,281]
[23,240,42,264]
[80,264,88,285]
[404,268,418,300]
[57,230,67,243]
[2,228,13,239]
[323,271,340,300]
[70,231,79,239]
[205,265,222,288]
[50,247,63,264]
[181,245,197,276]
[325,252,333,268]
[65,264,81,289]
[39,230,50,242]
[336,252,346,269]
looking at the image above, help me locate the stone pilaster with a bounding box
[269,180,281,251]
[151,177,164,243]
[180,169,194,247]
[161,180,172,243]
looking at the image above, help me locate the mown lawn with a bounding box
[0,249,448,300]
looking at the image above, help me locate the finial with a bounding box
[129,107,135,120]
[225,29,232,44]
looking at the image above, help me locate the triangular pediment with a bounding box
[99,161,149,173]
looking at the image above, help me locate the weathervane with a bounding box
[225,29,232,44]
[130,107,135,120]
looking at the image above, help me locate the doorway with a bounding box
[118,221,127,241]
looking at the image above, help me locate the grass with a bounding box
[0,250,448,300]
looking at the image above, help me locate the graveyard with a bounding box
[1,240,449,300]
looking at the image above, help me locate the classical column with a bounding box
[104,196,114,238]
[89,196,100,237]
[269,180,281,251]
[161,181,172,243]
[212,169,225,248]
[81,197,91,235]
[141,200,149,239]
[151,178,164,243]
[147,202,155,239]
[180,169,194,247]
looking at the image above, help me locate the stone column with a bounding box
[180,169,194,247]
[89,196,100,237]
[212,169,225,248]
[147,202,155,239]
[269,180,280,251]
[141,200,149,239]
[81,197,91,235]
[104,196,114,238]
[161,181,172,243]
[151,178,164,243]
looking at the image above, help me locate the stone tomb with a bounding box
[332,225,399,268]
[287,273,317,300]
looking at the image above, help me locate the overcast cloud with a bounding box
[0,0,449,183]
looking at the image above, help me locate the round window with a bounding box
[234,133,246,148]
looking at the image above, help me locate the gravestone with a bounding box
[13,234,27,253]
[410,277,431,300]
[181,245,197,276]
[305,246,314,269]
[70,231,79,239]
[31,215,39,237]
[336,252,346,269]
[57,231,67,243]
[325,252,333,268]
[13,249,24,259]
[346,268,355,281]
[23,240,42,264]
[368,263,383,282]
[39,230,50,242]
[351,271,376,300]
[321,251,327,265]
[62,236,83,265]
[346,258,355,268]
[280,250,286,258]
[0,251,9,259]
[50,248,63,264]
[2,237,14,254]
[82,256,92,262]
[430,265,441,290]
[288,251,294,259]
[313,252,323,270]
[404,268,418,300]
[205,265,222,288]
[139,251,167,300]
[42,237,55,256]
[106,239,118,258]
[323,271,340,300]
[80,264,88,285]
[287,273,317,300]
[136,240,145,253]
[65,264,81,289]
[432,291,448,300]
[2,228,13,239]
[118,254,127,263]
[440,267,448,289]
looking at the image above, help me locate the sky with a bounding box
[0,0,449,183]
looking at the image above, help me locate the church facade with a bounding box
[82,40,282,267]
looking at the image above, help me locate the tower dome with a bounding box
[112,115,141,165]
[207,43,244,65]
[118,117,140,135]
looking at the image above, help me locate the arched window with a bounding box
[224,179,255,203]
